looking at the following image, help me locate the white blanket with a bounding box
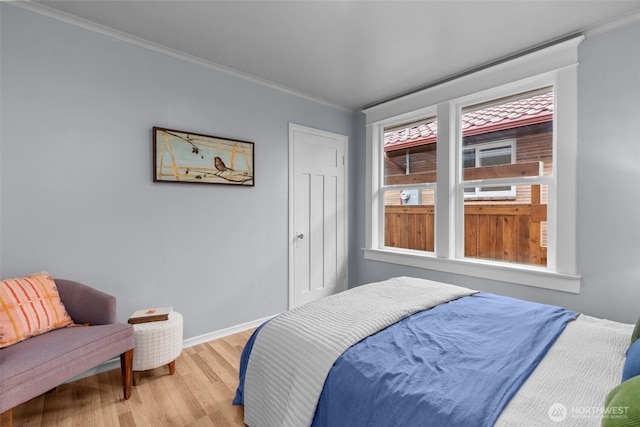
[243,276,477,427]
[496,314,633,426]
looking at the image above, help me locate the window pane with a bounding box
[478,185,512,194]
[464,184,547,266]
[384,118,437,185]
[461,87,553,182]
[478,145,512,166]
[384,188,435,252]
[462,149,475,168]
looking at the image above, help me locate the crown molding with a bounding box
[7,1,637,114]
[7,1,354,113]
[583,9,640,37]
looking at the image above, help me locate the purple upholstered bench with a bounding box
[0,279,134,427]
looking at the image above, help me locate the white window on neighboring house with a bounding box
[462,140,516,199]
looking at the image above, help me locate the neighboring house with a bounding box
[384,89,553,204]
[382,89,554,264]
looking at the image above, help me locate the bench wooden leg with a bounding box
[168,360,176,375]
[1,408,12,427]
[120,349,134,400]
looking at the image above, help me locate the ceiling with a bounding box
[31,1,640,111]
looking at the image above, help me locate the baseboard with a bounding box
[181,314,275,348]
[65,314,277,383]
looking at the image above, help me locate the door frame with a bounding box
[288,123,349,310]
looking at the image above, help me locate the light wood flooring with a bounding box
[10,328,255,426]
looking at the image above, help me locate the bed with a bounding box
[233,277,638,427]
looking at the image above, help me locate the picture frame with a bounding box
[153,127,254,186]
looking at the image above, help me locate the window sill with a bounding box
[363,248,581,293]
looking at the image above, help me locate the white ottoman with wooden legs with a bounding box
[131,312,183,384]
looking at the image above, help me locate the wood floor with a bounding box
[10,328,255,426]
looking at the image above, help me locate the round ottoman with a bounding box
[132,311,183,381]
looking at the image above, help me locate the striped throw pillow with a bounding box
[0,273,74,348]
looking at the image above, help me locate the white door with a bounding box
[289,124,348,309]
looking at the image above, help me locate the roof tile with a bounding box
[384,91,553,150]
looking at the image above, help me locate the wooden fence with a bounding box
[385,200,547,266]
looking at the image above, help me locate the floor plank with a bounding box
[10,329,254,426]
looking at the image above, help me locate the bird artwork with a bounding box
[214,156,234,175]
[154,127,253,185]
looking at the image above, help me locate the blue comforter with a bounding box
[235,293,577,427]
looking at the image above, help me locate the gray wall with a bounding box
[0,5,355,338]
[353,21,640,324]
[1,4,638,340]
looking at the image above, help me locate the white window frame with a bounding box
[363,36,583,293]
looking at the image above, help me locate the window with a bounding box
[462,140,516,199]
[460,88,553,267]
[382,117,437,252]
[363,36,582,292]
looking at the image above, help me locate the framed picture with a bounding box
[153,127,254,186]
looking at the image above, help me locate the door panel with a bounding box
[289,124,347,308]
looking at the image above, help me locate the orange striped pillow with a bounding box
[0,273,74,348]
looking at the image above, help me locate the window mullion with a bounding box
[435,102,455,258]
